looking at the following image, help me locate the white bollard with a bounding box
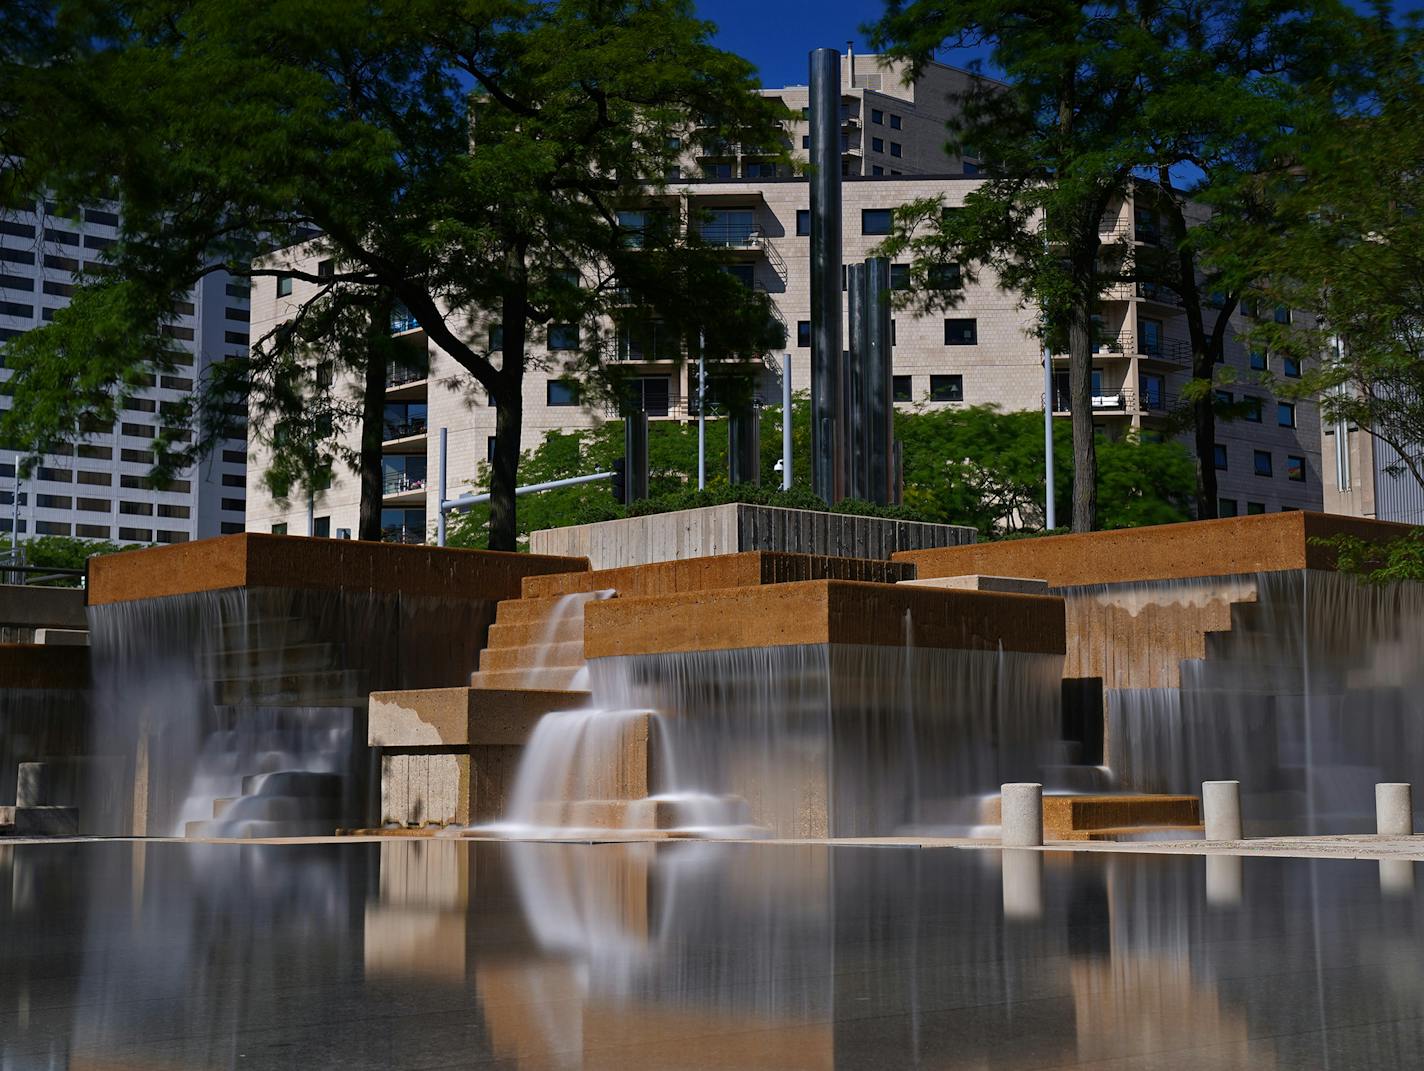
[1001,783,1043,846]
[1202,781,1242,841]
[1376,783,1414,837]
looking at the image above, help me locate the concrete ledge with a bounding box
[87,533,589,606]
[894,512,1420,588]
[522,550,915,599]
[898,575,1049,595]
[530,504,974,569]
[583,579,1066,658]
[0,585,86,629]
[368,687,590,747]
[0,644,89,689]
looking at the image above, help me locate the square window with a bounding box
[927,263,961,290]
[862,209,893,235]
[1250,349,1268,371]
[1247,501,1266,515]
[1277,401,1296,427]
[489,324,503,352]
[1218,498,1238,517]
[743,161,777,179]
[276,274,293,297]
[963,161,980,176]
[890,142,902,158]
[1245,397,1262,422]
[1282,356,1301,377]
[944,318,977,345]
[871,109,884,125]
[313,516,330,538]
[889,114,902,130]
[872,137,885,153]
[1215,389,1233,406]
[548,323,579,351]
[796,209,811,236]
[872,165,885,176]
[1273,305,1292,325]
[1287,454,1306,482]
[890,263,910,290]
[1213,444,1228,470]
[929,374,963,402]
[797,321,811,348]
[893,375,912,402]
[1254,450,1273,477]
[317,259,334,278]
[546,380,579,406]
[802,135,810,149]
[271,522,288,535]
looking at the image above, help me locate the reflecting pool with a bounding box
[3,840,1423,1069]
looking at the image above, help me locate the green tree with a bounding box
[0,0,785,549]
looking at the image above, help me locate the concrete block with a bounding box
[14,805,79,835]
[1203,780,1243,840]
[16,760,81,808]
[899,575,1050,595]
[34,628,89,646]
[1000,783,1043,846]
[368,687,591,747]
[1376,782,1414,836]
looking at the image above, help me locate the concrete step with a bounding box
[478,640,586,673]
[493,592,607,626]
[240,770,344,798]
[212,797,237,819]
[1070,824,1205,842]
[470,666,585,691]
[486,616,585,648]
[980,793,1201,839]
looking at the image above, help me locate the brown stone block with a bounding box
[87,532,588,606]
[894,511,1420,588]
[583,579,1065,658]
[368,686,591,747]
[981,792,1200,839]
[0,644,89,689]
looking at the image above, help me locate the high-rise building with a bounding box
[244,53,1324,541]
[0,200,249,545]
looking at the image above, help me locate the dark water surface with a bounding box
[2,840,1423,1069]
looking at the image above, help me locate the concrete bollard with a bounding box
[1202,781,1242,841]
[1001,783,1043,846]
[1376,783,1414,836]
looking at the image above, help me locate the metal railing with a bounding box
[1051,390,1137,413]
[387,364,428,387]
[382,471,427,495]
[383,419,428,440]
[696,222,764,249]
[1137,282,1182,306]
[380,526,425,545]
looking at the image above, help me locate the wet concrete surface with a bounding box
[3,838,1424,1069]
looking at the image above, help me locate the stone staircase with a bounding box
[469,591,612,693]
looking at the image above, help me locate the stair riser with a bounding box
[478,641,586,673]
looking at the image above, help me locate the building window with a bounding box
[489,324,503,352]
[861,209,893,235]
[796,210,810,236]
[1213,444,1228,470]
[313,516,331,537]
[890,142,902,158]
[927,263,961,290]
[872,137,885,153]
[1287,454,1306,482]
[1214,389,1233,406]
[889,114,902,130]
[221,497,245,512]
[1245,397,1262,422]
[317,259,334,279]
[1141,373,1165,409]
[872,165,884,176]
[743,161,777,179]
[944,318,977,345]
[1250,349,1268,371]
[929,374,963,402]
[548,323,579,350]
[890,263,910,290]
[276,274,293,297]
[1282,355,1301,378]
[871,108,884,124]
[702,162,733,180]
[1246,501,1266,515]
[1253,450,1273,477]
[1273,305,1292,325]
[1277,401,1296,428]
[546,380,579,406]
[487,436,497,462]
[893,375,913,402]
[272,522,288,535]
[797,321,811,348]
[801,135,810,149]
[1218,498,1238,517]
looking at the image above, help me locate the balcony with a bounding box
[1052,390,1136,415]
[382,469,427,504]
[696,221,764,250]
[390,308,421,334]
[381,526,425,545]
[1136,282,1183,308]
[388,363,428,387]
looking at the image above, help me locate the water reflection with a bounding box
[2,840,1423,1068]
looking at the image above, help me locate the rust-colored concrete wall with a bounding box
[0,644,89,689]
[894,511,1418,588]
[87,533,588,606]
[583,580,1065,658]
[522,551,915,599]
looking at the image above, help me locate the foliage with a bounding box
[446,400,1196,548]
[0,0,788,549]
[0,534,139,586]
[1311,532,1424,585]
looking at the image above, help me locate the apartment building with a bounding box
[0,201,249,545]
[1322,418,1424,526]
[245,165,1324,541]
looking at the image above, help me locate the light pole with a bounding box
[1043,338,1057,531]
[697,330,706,491]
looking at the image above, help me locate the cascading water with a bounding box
[1104,569,1424,834]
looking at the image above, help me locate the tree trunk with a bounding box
[1067,299,1097,532]
[358,298,390,542]
[488,246,528,552]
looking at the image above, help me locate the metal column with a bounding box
[845,262,867,500]
[624,408,649,503]
[782,354,793,491]
[864,256,893,505]
[809,47,842,503]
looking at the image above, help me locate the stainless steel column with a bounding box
[864,256,893,504]
[809,47,842,503]
[845,262,868,500]
[624,409,649,503]
[728,404,760,486]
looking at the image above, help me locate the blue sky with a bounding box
[697,0,1424,88]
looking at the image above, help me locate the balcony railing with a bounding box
[696,222,764,249]
[388,364,428,387]
[381,526,425,545]
[383,471,427,495]
[1052,390,1136,413]
[383,419,428,440]
[390,310,420,334]
[1137,282,1182,306]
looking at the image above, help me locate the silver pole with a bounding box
[307,493,315,536]
[697,338,706,490]
[809,47,842,502]
[442,469,615,512]
[437,426,448,547]
[782,354,793,491]
[1043,343,1057,530]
